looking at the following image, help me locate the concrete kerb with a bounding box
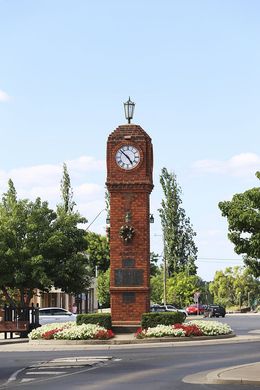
[0,337,28,346]
[3,331,260,348]
[206,362,260,385]
[28,332,236,346]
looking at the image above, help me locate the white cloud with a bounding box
[0,156,105,189]
[0,156,106,228]
[0,89,11,102]
[192,153,260,177]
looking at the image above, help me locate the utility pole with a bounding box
[163,234,167,305]
[154,233,167,305]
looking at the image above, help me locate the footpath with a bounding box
[0,316,260,386]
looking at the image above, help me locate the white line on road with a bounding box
[26,371,66,375]
[3,367,25,386]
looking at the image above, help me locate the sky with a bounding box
[0,0,259,281]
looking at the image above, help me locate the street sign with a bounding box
[194,291,201,303]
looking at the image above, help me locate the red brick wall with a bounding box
[106,124,153,325]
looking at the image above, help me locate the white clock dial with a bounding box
[115,145,140,170]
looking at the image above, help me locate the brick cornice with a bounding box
[106,182,154,193]
[110,287,150,292]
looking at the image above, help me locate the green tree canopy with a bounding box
[150,252,160,276]
[150,269,204,307]
[60,162,75,213]
[97,269,110,308]
[219,171,260,277]
[85,231,110,274]
[158,167,198,276]
[0,179,90,307]
[209,266,260,308]
[166,272,204,307]
[150,270,164,304]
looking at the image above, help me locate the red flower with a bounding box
[42,328,63,340]
[172,323,202,337]
[134,327,143,338]
[95,329,114,340]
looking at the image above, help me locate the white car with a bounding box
[39,307,77,325]
[150,304,187,317]
[164,305,188,317]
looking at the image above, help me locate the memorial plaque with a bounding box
[122,258,135,268]
[115,269,143,286]
[123,292,136,304]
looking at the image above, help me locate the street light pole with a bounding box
[86,209,107,231]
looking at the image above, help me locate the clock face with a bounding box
[115,145,140,170]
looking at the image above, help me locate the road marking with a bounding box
[36,365,85,369]
[26,371,66,375]
[1,356,114,388]
[3,368,25,386]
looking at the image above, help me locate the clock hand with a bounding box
[120,150,133,164]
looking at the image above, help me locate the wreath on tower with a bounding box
[119,225,135,242]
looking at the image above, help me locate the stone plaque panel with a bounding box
[122,292,136,304]
[115,269,143,286]
[122,258,135,268]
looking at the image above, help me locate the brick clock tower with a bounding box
[106,99,153,326]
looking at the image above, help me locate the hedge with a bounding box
[76,313,112,329]
[141,312,185,329]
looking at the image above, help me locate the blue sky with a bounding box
[0,1,259,281]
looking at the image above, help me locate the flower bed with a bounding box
[135,320,232,339]
[29,322,114,340]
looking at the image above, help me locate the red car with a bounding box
[186,304,205,315]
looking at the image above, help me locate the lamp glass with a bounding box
[124,97,135,123]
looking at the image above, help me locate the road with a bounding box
[0,314,259,389]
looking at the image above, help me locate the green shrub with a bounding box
[76,313,112,329]
[141,312,185,329]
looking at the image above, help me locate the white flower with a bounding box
[144,325,185,338]
[28,322,75,339]
[186,320,232,336]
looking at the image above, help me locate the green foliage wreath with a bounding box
[119,225,135,242]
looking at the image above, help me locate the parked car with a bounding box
[150,304,187,317]
[205,305,226,318]
[150,304,166,313]
[164,305,187,317]
[39,307,77,325]
[186,304,206,315]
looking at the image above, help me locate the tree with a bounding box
[47,206,90,295]
[150,252,160,276]
[85,231,110,275]
[166,272,203,307]
[0,179,90,307]
[150,269,204,307]
[209,266,260,308]
[97,269,110,308]
[0,180,56,306]
[60,163,75,213]
[150,270,164,303]
[219,171,260,277]
[158,167,198,275]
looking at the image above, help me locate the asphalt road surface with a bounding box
[0,314,259,389]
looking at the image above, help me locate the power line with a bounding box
[197,260,243,264]
[153,255,242,262]
[197,257,243,261]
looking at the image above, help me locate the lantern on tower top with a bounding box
[124,97,135,124]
